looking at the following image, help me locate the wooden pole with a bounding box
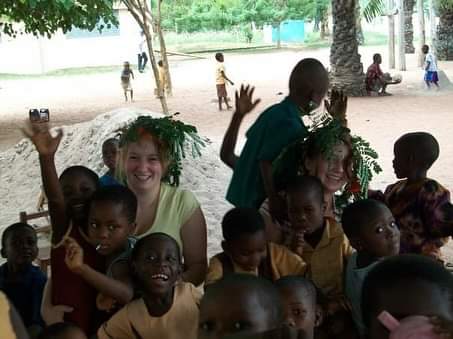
[429,0,436,42]
[388,0,396,69]
[417,0,426,67]
[398,0,406,70]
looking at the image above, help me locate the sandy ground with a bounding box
[1,45,453,257]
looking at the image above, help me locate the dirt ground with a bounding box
[2,45,453,256]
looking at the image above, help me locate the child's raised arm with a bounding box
[220,84,261,169]
[24,124,68,244]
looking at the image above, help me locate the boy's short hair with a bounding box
[221,207,265,242]
[59,165,100,188]
[38,322,86,339]
[102,138,119,149]
[275,275,317,308]
[396,132,440,170]
[285,175,324,205]
[373,53,381,62]
[361,254,453,327]
[342,199,388,239]
[1,223,35,256]
[90,186,137,223]
[215,52,224,61]
[158,60,164,67]
[288,58,328,98]
[131,232,182,263]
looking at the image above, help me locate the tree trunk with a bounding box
[417,0,426,66]
[156,0,172,96]
[276,23,281,48]
[434,3,453,60]
[398,0,407,70]
[389,0,396,69]
[356,1,365,45]
[330,0,367,96]
[404,0,416,53]
[321,9,330,38]
[429,0,436,41]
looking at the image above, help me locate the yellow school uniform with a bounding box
[0,292,17,339]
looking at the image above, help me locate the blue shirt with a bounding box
[99,173,122,187]
[0,263,47,328]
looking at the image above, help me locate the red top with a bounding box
[51,225,104,335]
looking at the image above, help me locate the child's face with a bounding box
[287,190,325,235]
[102,142,119,171]
[368,280,453,339]
[199,287,277,339]
[87,200,134,256]
[132,236,181,296]
[60,172,97,223]
[355,206,400,258]
[278,286,318,334]
[224,231,267,272]
[422,46,429,54]
[3,227,38,267]
[392,141,411,179]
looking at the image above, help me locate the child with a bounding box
[384,132,453,260]
[37,322,87,339]
[422,45,439,89]
[99,138,121,187]
[64,185,137,313]
[205,207,306,285]
[157,60,168,98]
[199,274,283,338]
[0,223,47,335]
[362,254,453,339]
[342,199,400,337]
[98,233,201,338]
[215,52,234,110]
[275,276,322,339]
[223,59,329,223]
[25,124,103,335]
[121,61,134,102]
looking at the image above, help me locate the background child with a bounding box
[223,59,329,224]
[99,138,121,187]
[157,60,169,98]
[64,185,137,313]
[362,254,453,339]
[0,223,47,336]
[199,274,283,338]
[275,276,322,339]
[121,61,134,102]
[422,45,439,89]
[37,322,87,339]
[342,199,400,337]
[215,52,234,110]
[205,207,306,285]
[384,132,453,260]
[97,233,201,339]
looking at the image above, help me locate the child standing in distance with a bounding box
[422,45,440,89]
[199,274,284,339]
[275,276,323,339]
[0,223,47,336]
[223,59,329,223]
[384,132,453,260]
[64,186,137,314]
[215,52,234,111]
[342,199,400,337]
[100,138,121,187]
[362,255,453,339]
[205,208,306,285]
[157,60,169,98]
[25,124,103,335]
[121,61,134,102]
[97,233,201,339]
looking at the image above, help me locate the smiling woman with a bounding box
[116,115,208,286]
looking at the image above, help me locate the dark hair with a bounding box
[362,254,453,327]
[38,322,85,339]
[203,274,284,326]
[288,58,328,97]
[221,208,265,242]
[396,132,440,170]
[342,199,389,239]
[422,44,429,51]
[131,232,181,263]
[286,175,324,205]
[215,52,223,61]
[1,223,36,257]
[59,165,100,189]
[158,60,164,67]
[89,186,137,223]
[373,53,381,62]
[275,275,317,308]
[102,138,119,149]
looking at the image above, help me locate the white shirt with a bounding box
[425,52,438,72]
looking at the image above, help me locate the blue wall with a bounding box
[272,20,305,43]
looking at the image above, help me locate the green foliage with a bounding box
[0,0,118,37]
[361,0,385,23]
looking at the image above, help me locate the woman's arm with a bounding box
[180,207,208,286]
[40,279,74,326]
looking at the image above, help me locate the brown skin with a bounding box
[392,139,428,183]
[102,141,119,176]
[2,227,38,275]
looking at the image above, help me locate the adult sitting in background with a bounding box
[366,54,401,96]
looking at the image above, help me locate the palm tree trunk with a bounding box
[434,1,453,60]
[404,0,416,53]
[330,0,367,96]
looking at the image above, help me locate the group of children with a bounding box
[1,54,453,339]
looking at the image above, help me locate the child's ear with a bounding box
[314,304,324,328]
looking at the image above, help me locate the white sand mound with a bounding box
[0,108,230,256]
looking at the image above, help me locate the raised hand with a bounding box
[235,84,261,117]
[325,89,348,125]
[22,122,63,156]
[64,237,85,274]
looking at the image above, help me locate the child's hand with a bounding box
[96,293,118,312]
[325,89,347,124]
[42,304,74,325]
[235,84,261,117]
[229,80,235,86]
[22,122,63,156]
[64,237,85,274]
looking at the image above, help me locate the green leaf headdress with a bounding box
[117,114,206,186]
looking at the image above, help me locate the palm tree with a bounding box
[404,0,416,53]
[434,0,453,60]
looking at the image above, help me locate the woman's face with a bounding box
[125,137,164,193]
[305,142,350,195]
